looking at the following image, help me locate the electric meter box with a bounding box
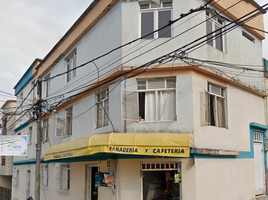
[107,159,116,173]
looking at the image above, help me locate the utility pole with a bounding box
[35,79,42,200]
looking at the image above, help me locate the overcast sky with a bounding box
[0,0,267,106]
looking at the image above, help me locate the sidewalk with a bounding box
[256,195,268,200]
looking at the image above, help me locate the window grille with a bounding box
[57,164,70,191]
[141,162,180,171]
[41,164,49,187]
[253,132,263,142]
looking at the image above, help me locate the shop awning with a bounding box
[44,132,194,161]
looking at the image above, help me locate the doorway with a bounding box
[86,165,98,200]
[253,131,265,195]
[141,162,181,200]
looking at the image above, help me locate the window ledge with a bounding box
[58,189,70,194]
[138,120,174,123]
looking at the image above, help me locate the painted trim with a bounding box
[14,122,29,133]
[14,67,33,96]
[191,123,268,162]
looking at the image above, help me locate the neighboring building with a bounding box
[10,0,267,200]
[0,100,17,200]
[11,59,41,200]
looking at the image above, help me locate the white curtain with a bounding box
[145,92,156,121]
[158,91,174,121]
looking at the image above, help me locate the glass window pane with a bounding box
[148,79,165,89]
[166,79,176,88]
[138,81,146,90]
[215,24,223,51]
[206,20,213,46]
[141,12,154,38]
[158,10,171,38]
[140,4,149,9]
[163,2,172,7]
[104,99,109,126]
[151,2,160,8]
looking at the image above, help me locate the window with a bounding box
[204,83,227,128]
[18,92,23,113]
[1,156,5,166]
[65,107,72,136]
[59,164,70,191]
[13,169,19,187]
[140,1,172,39]
[66,51,77,82]
[2,118,7,135]
[44,74,50,97]
[42,119,49,142]
[206,11,224,51]
[122,78,176,122]
[97,89,109,128]
[138,78,176,121]
[28,127,32,145]
[242,31,255,43]
[55,107,72,137]
[31,80,36,102]
[41,164,49,187]
[26,170,31,198]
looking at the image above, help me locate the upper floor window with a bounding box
[44,74,50,98]
[55,107,72,137]
[122,78,176,122]
[97,89,109,128]
[140,1,172,39]
[42,119,49,142]
[66,51,77,82]
[31,80,36,102]
[2,118,7,135]
[206,11,224,51]
[204,83,227,128]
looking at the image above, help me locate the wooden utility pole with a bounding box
[35,80,42,200]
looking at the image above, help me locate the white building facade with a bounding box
[10,0,267,200]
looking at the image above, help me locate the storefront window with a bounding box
[142,162,181,200]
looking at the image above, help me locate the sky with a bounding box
[0,0,267,105]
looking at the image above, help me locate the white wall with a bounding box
[192,75,266,151]
[195,159,255,200]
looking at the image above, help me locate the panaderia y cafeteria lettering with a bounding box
[109,147,185,154]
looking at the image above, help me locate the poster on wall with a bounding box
[95,172,115,188]
[0,135,28,156]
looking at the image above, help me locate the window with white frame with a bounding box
[42,119,49,142]
[66,51,77,82]
[97,89,109,128]
[204,83,227,128]
[122,78,176,122]
[140,1,172,39]
[58,164,70,191]
[44,74,50,98]
[41,164,49,187]
[206,11,224,51]
[55,107,72,137]
[13,169,19,187]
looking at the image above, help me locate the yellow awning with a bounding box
[44,132,194,161]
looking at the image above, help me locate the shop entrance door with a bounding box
[86,165,98,200]
[141,162,181,200]
[253,132,265,195]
